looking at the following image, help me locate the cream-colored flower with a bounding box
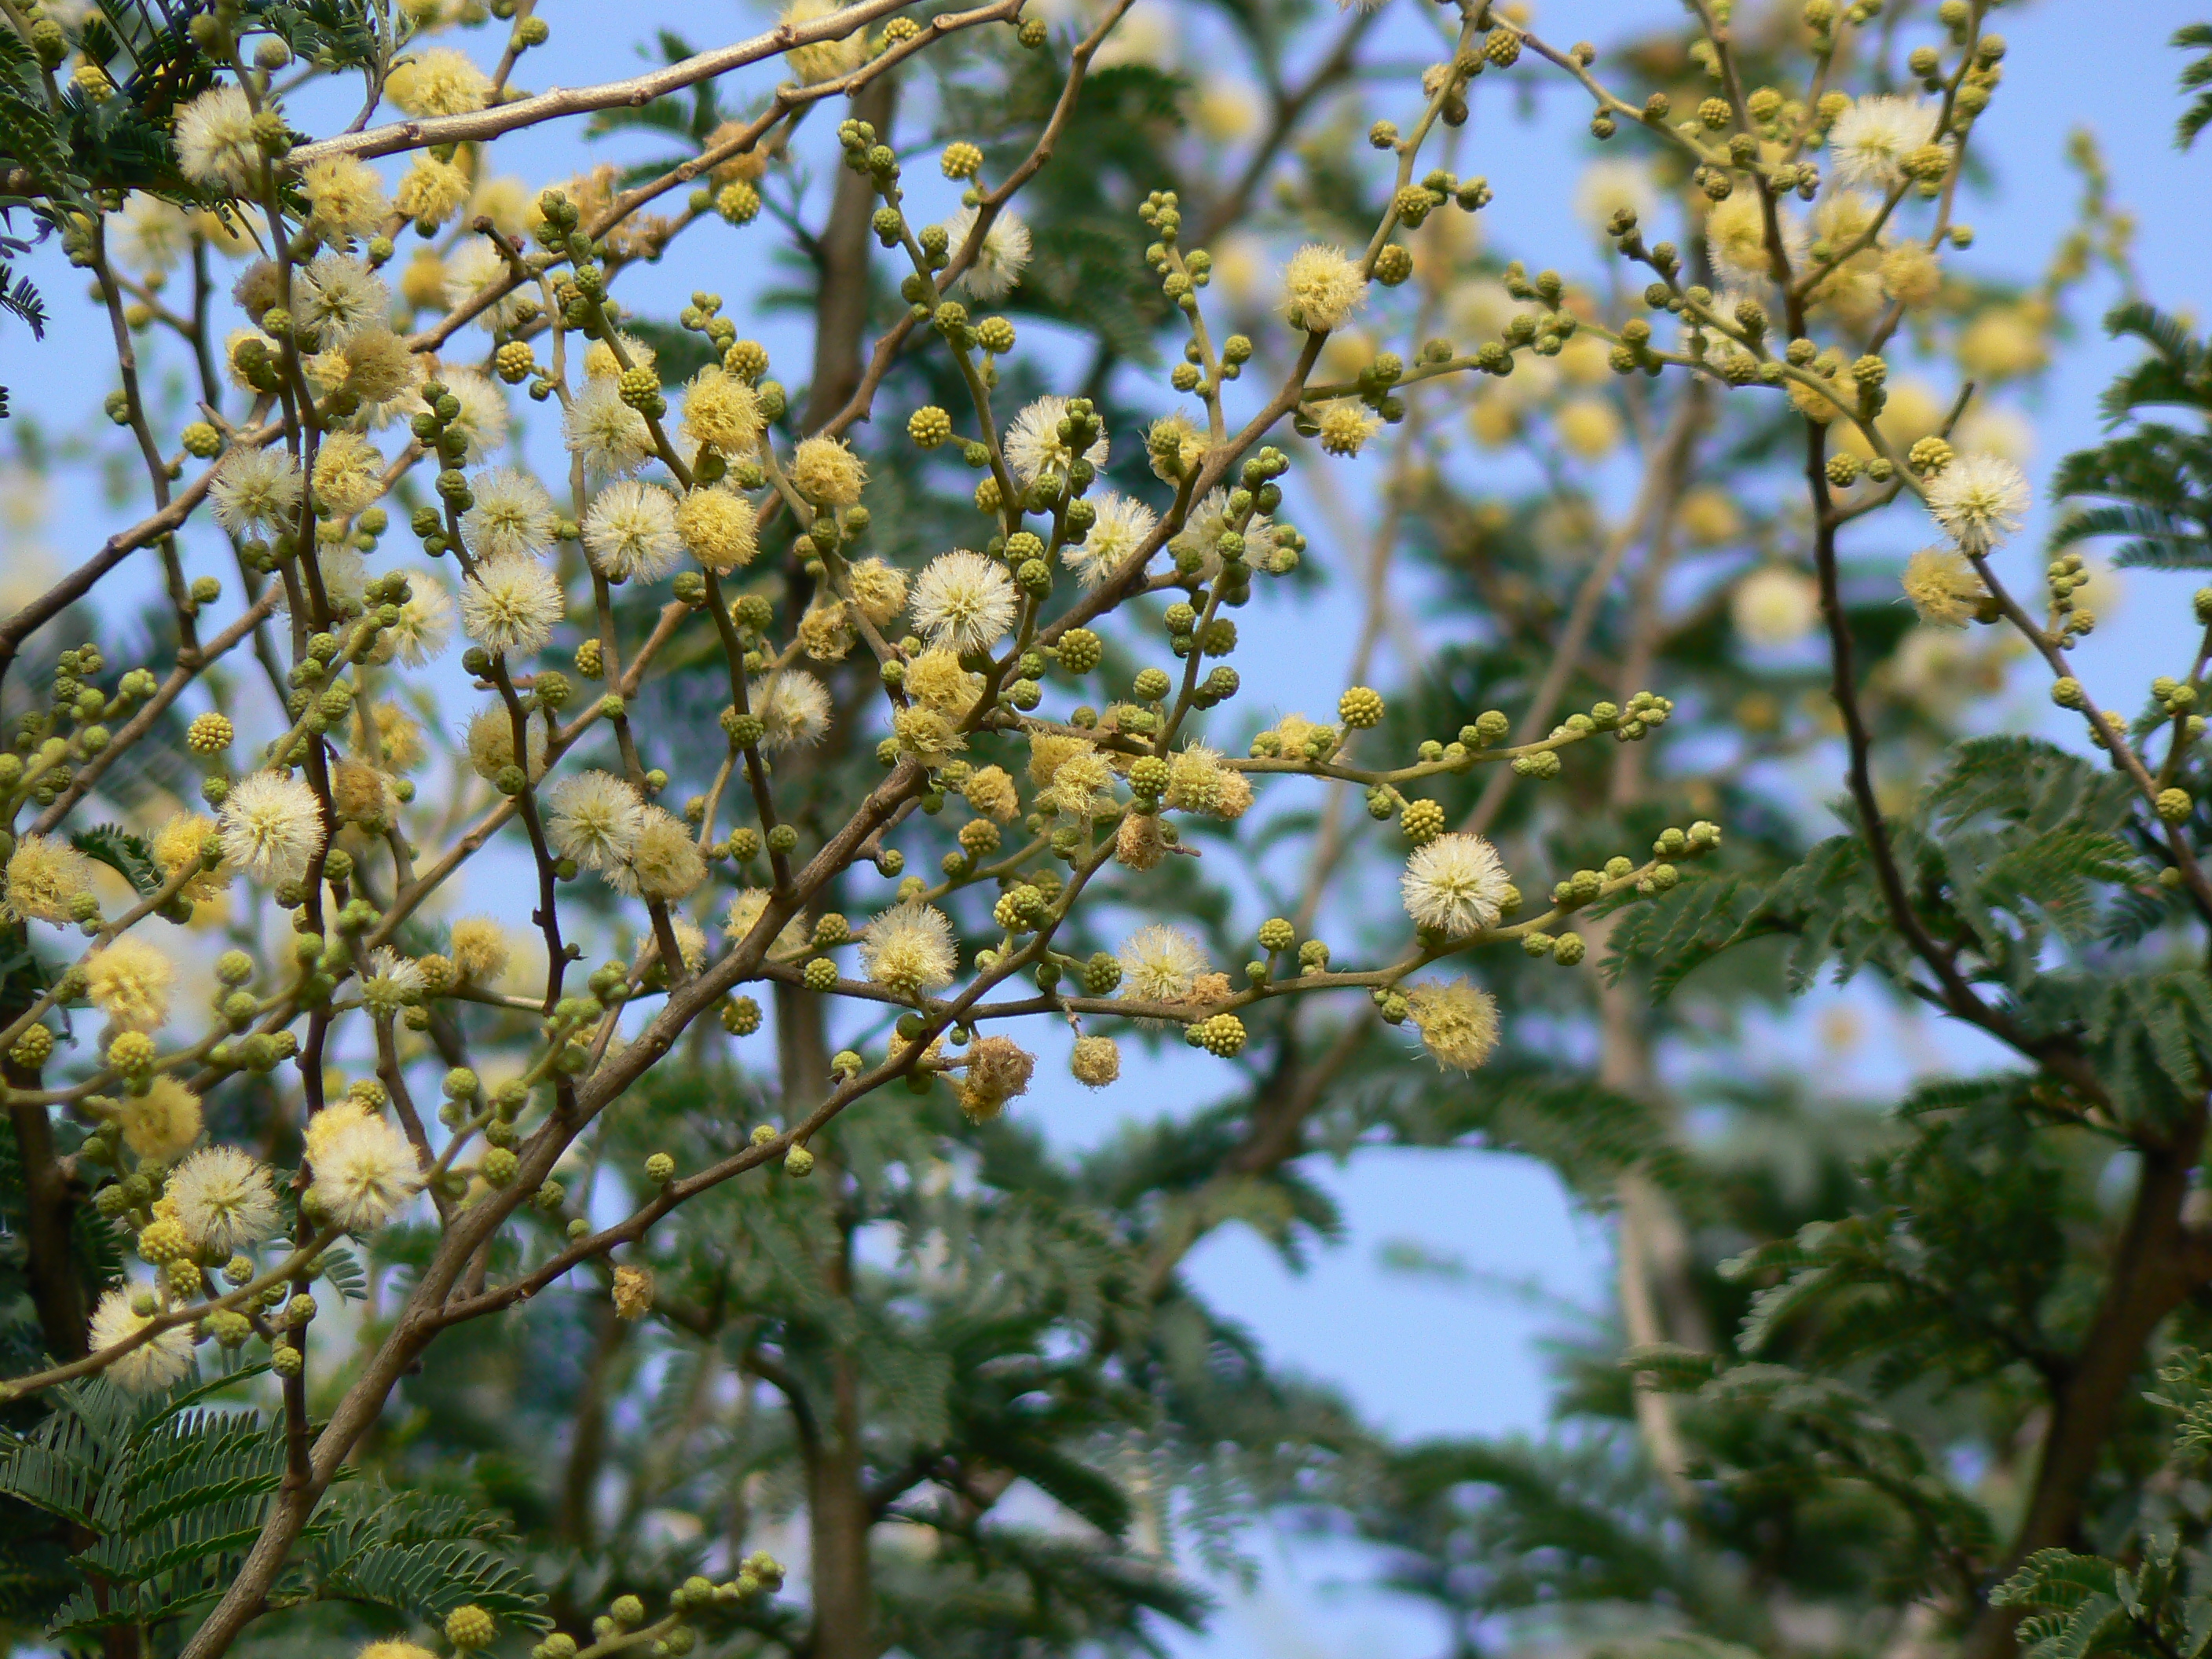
[301,156,390,240]
[1925,453,2031,554]
[582,480,683,583]
[4,833,93,923]
[209,446,304,536]
[1004,396,1108,485]
[309,1111,424,1231]
[459,555,565,657]
[88,1287,195,1393]
[1281,244,1368,333]
[1901,547,1985,627]
[462,468,559,561]
[1062,492,1157,588]
[86,936,176,1033]
[859,901,958,994]
[943,204,1031,303]
[1405,979,1500,1071]
[176,85,258,193]
[751,671,833,749]
[1401,833,1511,936]
[1732,566,1821,648]
[387,47,493,117]
[121,1077,203,1163]
[911,550,1020,654]
[168,1144,280,1254]
[1117,923,1209,1004]
[1828,94,1942,189]
[219,771,326,885]
[544,770,646,870]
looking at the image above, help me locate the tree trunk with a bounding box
[1961,1114,2204,1659]
[805,1343,873,1659]
[804,75,898,434]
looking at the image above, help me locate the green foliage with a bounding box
[0,1372,547,1643]
[2052,302,2212,568]
[2176,24,2212,149]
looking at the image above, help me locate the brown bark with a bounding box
[803,73,898,435]
[787,72,894,1653]
[558,1305,629,1552]
[1960,1109,2205,1659]
[6,1092,86,1363]
[805,1340,874,1659]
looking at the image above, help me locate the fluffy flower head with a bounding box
[1902,547,1985,627]
[299,254,391,346]
[302,156,390,240]
[563,378,656,475]
[1005,396,1108,485]
[176,85,258,192]
[219,770,326,885]
[1281,244,1368,333]
[462,469,559,562]
[1063,492,1157,588]
[313,430,386,518]
[583,479,683,582]
[943,204,1031,302]
[459,554,565,658]
[122,1078,203,1163]
[789,436,867,507]
[5,833,93,923]
[1117,924,1209,1005]
[545,771,646,870]
[87,936,176,1033]
[681,366,764,456]
[309,1110,424,1231]
[210,446,304,536]
[911,550,1020,654]
[1732,566,1820,648]
[675,486,759,572]
[859,902,958,994]
[89,1288,194,1393]
[168,1144,280,1255]
[609,808,706,901]
[1406,979,1501,1071]
[444,239,537,334]
[1828,94,1943,189]
[1925,453,2031,554]
[1401,833,1511,936]
[750,672,833,749]
[387,48,493,117]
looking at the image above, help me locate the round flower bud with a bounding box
[908,405,953,448]
[1257,917,1295,954]
[108,1031,158,1075]
[722,994,764,1035]
[785,1144,815,1177]
[2158,788,2193,823]
[9,1024,55,1068]
[1401,799,1445,844]
[272,1343,304,1379]
[482,1147,519,1186]
[1193,1013,1247,1057]
[1132,667,1171,701]
[446,1606,497,1650]
[716,181,762,225]
[2050,677,2087,709]
[1339,686,1385,728]
[187,712,234,754]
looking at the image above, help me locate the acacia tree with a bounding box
[1259,9,2212,1659]
[0,1,2185,1658]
